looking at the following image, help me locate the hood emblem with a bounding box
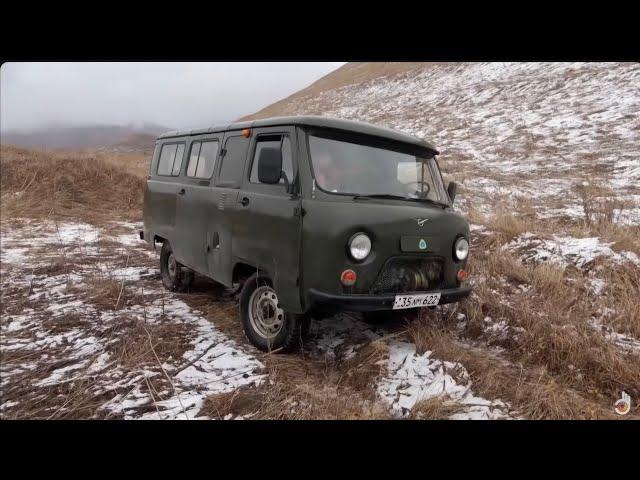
[415,218,429,227]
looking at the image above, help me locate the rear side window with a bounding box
[250,135,293,184]
[157,143,185,176]
[187,140,219,179]
[218,135,249,185]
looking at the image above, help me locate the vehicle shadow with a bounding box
[180,272,423,361]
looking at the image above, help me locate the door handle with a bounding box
[178,188,186,196]
[240,197,250,207]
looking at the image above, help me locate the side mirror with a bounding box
[257,147,282,184]
[447,181,457,204]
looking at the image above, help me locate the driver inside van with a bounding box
[314,152,343,192]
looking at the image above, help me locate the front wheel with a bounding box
[239,273,310,352]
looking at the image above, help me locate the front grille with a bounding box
[370,256,444,295]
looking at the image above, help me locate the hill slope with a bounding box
[243,62,640,225]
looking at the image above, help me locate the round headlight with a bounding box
[454,237,469,261]
[349,233,372,261]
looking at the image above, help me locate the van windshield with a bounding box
[308,134,449,205]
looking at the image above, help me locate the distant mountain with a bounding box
[0,123,170,152]
[96,133,158,155]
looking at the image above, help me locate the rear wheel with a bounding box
[239,273,310,352]
[160,241,193,292]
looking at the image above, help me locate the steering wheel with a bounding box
[404,181,431,198]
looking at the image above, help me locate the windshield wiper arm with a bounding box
[354,194,448,208]
[353,194,411,201]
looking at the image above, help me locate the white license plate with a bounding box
[392,293,441,310]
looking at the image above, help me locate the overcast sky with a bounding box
[0,62,345,132]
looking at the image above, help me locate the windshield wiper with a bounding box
[353,194,411,201]
[354,194,448,208]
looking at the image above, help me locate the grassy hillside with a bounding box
[0,145,148,222]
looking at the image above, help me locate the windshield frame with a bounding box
[304,127,449,206]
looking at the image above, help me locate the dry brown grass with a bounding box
[338,340,389,397]
[101,152,150,179]
[105,318,192,371]
[1,373,121,420]
[418,213,640,418]
[200,366,391,420]
[0,145,146,223]
[470,208,534,241]
[406,318,616,419]
[73,274,155,311]
[409,396,464,420]
[574,182,627,228]
[598,266,640,339]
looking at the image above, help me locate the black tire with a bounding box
[239,273,310,353]
[160,241,193,292]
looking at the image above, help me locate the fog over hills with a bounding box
[0,123,169,151]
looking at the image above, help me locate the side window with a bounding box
[187,142,201,177]
[157,144,177,176]
[218,135,249,185]
[172,144,185,176]
[281,137,293,183]
[156,143,185,177]
[186,140,219,179]
[197,141,218,178]
[250,135,293,184]
[150,144,160,174]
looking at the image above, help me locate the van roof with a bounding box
[157,116,439,154]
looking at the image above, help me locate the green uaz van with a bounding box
[141,116,471,352]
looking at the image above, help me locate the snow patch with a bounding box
[377,341,512,419]
[504,233,640,268]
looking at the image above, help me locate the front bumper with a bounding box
[308,286,472,312]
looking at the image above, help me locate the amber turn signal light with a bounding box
[457,269,469,282]
[340,269,357,286]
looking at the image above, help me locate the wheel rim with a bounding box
[248,286,284,340]
[167,252,177,280]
